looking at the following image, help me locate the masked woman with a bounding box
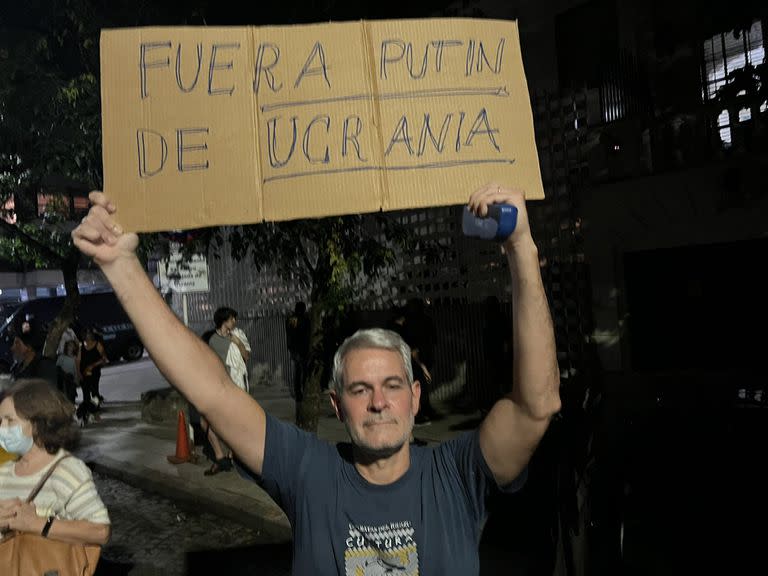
[0,379,110,546]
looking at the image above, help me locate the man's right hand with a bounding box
[71,191,139,268]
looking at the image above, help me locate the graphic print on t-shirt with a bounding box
[344,521,419,575]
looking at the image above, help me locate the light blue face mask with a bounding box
[0,424,34,455]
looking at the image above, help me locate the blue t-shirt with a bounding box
[253,414,526,575]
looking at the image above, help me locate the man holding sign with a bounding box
[72,185,560,574]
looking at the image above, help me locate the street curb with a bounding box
[88,456,292,543]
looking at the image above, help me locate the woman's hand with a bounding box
[3,500,44,534]
[0,498,21,531]
[1,498,110,545]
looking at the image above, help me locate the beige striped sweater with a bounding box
[0,449,110,524]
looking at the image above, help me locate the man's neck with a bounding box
[353,443,411,485]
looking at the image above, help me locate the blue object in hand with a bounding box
[462,204,518,241]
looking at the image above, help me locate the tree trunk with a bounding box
[295,248,332,432]
[296,303,324,431]
[42,250,81,359]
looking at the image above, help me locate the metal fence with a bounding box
[161,88,596,412]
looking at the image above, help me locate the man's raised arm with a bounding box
[72,192,267,475]
[470,186,562,486]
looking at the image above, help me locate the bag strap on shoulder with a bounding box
[26,455,73,503]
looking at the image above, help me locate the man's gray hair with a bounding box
[331,328,413,394]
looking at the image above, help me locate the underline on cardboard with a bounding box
[260,86,510,113]
[262,158,515,183]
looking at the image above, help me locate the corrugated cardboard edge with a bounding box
[361,20,388,215]
[99,29,109,203]
[249,26,265,223]
[510,20,545,200]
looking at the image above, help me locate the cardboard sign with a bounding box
[100,19,544,232]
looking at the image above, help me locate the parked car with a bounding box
[0,292,144,373]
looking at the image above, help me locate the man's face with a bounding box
[224,316,237,333]
[331,348,420,459]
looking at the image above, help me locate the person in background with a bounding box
[228,320,251,393]
[480,296,513,415]
[10,331,57,389]
[56,323,80,357]
[200,307,245,476]
[286,302,310,401]
[55,340,79,404]
[388,300,438,425]
[0,379,110,547]
[76,329,107,426]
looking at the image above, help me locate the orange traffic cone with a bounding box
[167,410,191,464]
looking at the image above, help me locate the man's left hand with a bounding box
[467,184,533,251]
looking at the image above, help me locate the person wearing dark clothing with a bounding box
[404,298,437,370]
[10,332,58,388]
[385,306,407,345]
[399,298,438,423]
[200,308,243,476]
[74,186,561,575]
[187,330,216,466]
[480,296,513,414]
[387,306,427,381]
[286,302,310,401]
[76,329,108,425]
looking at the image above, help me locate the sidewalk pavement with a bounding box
[75,382,482,542]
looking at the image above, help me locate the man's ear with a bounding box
[411,380,421,415]
[330,390,345,423]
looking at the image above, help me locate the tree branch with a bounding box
[0,218,65,265]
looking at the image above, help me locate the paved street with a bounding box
[82,360,294,575]
[98,356,171,402]
[94,472,291,576]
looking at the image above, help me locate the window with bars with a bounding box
[702,20,765,146]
